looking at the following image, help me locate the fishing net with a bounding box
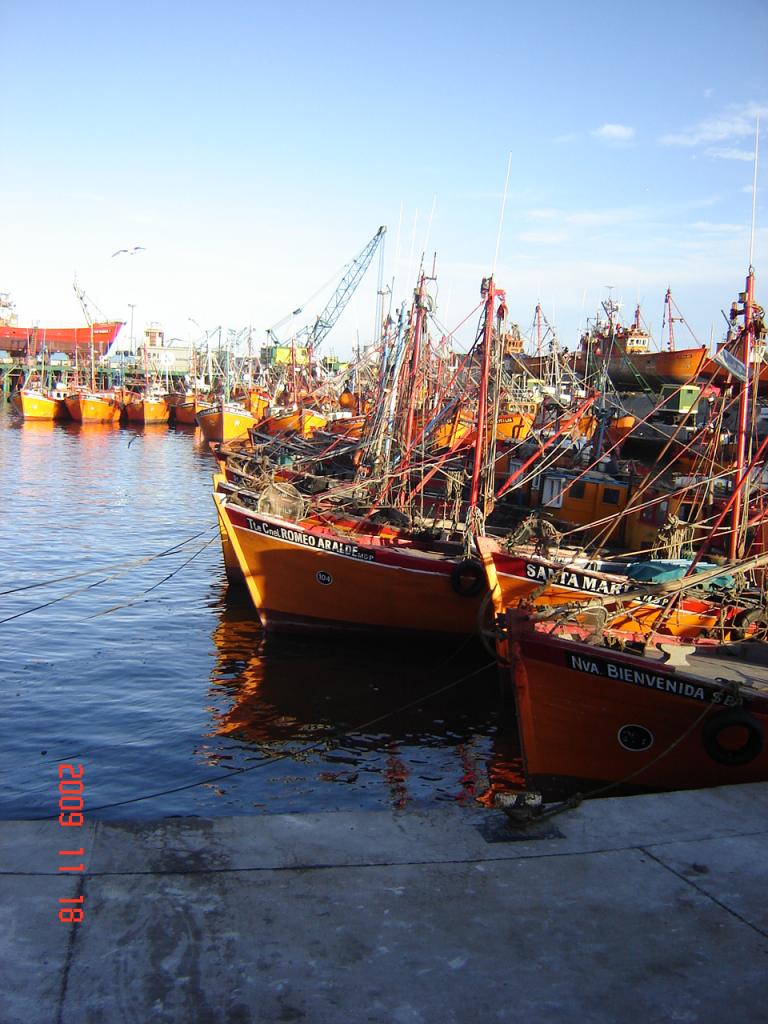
[256,482,306,521]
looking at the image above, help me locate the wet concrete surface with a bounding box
[4,783,768,1023]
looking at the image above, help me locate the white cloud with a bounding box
[566,209,637,226]
[552,133,576,144]
[526,208,559,221]
[659,101,767,146]
[518,230,569,245]
[690,221,745,232]
[704,88,714,99]
[592,123,635,142]
[527,207,641,228]
[705,146,755,162]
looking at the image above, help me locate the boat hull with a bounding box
[215,497,485,636]
[326,414,366,438]
[495,412,536,442]
[175,398,212,425]
[124,397,170,424]
[261,409,327,437]
[702,354,768,393]
[64,393,122,423]
[10,390,68,420]
[197,407,256,443]
[573,346,709,388]
[212,474,245,584]
[479,541,731,640]
[0,321,122,359]
[508,626,768,797]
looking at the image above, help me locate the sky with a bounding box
[1,0,767,357]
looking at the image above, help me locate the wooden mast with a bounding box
[89,321,95,392]
[663,288,675,351]
[402,273,426,457]
[730,116,761,561]
[729,266,755,560]
[468,277,498,515]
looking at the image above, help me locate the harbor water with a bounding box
[0,409,513,820]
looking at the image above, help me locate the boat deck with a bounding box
[646,639,768,694]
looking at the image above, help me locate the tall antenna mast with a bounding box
[493,152,513,276]
[729,115,759,561]
[749,115,760,270]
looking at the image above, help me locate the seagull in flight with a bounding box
[111,246,146,257]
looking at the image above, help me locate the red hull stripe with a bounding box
[225,505,455,576]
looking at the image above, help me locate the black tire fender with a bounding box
[450,558,486,598]
[702,709,764,767]
[730,608,765,640]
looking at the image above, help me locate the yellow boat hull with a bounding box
[262,409,327,437]
[65,393,122,423]
[175,398,212,425]
[11,390,68,421]
[197,407,256,443]
[124,397,170,424]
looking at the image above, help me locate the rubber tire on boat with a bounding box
[730,608,764,640]
[450,558,486,598]
[702,709,764,767]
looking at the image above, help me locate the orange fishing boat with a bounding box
[495,409,537,442]
[706,356,768,392]
[212,473,245,584]
[247,388,271,420]
[164,392,185,411]
[503,610,768,799]
[575,344,710,390]
[477,537,760,642]
[702,344,768,393]
[213,491,486,635]
[325,412,367,438]
[572,300,709,388]
[0,295,123,359]
[207,275,507,636]
[605,413,637,448]
[65,391,122,423]
[197,402,256,443]
[10,388,68,421]
[431,407,474,450]
[261,407,328,437]
[432,406,536,450]
[175,395,213,425]
[123,393,170,424]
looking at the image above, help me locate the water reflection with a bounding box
[0,404,522,818]
[202,594,523,811]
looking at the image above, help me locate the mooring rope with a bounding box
[25,658,496,819]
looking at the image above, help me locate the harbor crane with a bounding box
[72,278,109,327]
[267,225,386,353]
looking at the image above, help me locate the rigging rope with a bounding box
[0,525,218,597]
[25,659,496,819]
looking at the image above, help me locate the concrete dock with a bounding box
[4,783,768,1023]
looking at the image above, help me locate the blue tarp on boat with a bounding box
[626,559,735,590]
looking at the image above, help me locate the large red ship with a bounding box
[571,299,709,389]
[0,292,123,359]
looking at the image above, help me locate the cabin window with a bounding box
[569,481,585,499]
[542,477,564,508]
[602,487,621,506]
